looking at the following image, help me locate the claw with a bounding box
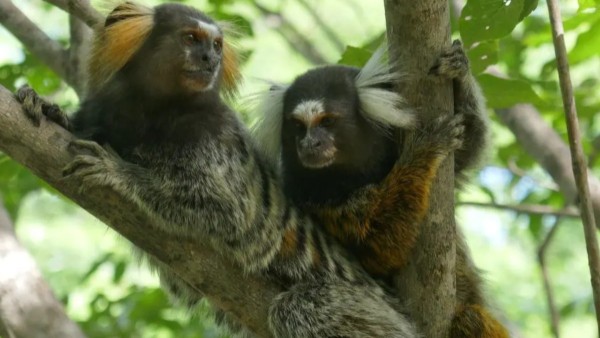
[68,139,107,157]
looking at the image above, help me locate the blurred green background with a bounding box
[1,0,600,337]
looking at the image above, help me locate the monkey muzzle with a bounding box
[297,139,337,169]
[182,61,220,91]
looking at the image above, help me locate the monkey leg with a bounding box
[268,280,417,338]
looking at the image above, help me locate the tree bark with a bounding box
[384,1,456,337]
[0,200,87,338]
[0,85,281,338]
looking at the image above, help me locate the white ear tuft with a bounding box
[355,46,415,129]
[249,85,288,165]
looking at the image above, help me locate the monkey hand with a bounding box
[429,39,469,80]
[400,113,464,164]
[63,139,129,194]
[15,85,71,130]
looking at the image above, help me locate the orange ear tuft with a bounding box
[218,21,242,99]
[221,40,242,98]
[87,2,154,94]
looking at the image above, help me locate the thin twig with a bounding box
[0,0,69,83]
[546,0,600,334]
[255,2,328,64]
[537,217,562,338]
[67,2,92,97]
[43,0,102,27]
[458,201,579,218]
[295,0,345,52]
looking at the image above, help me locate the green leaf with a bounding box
[0,155,44,217]
[467,41,499,74]
[528,214,543,241]
[578,0,600,11]
[460,0,525,45]
[476,73,544,108]
[569,19,600,65]
[337,46,373,67]
[519,0,539,20]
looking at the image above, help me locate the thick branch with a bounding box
[43,0,102,27]
[0,200,87,338]
[384,0,456,336]
[0,85,280,338]
[496,104,600,225]
[546,0,600,332]
[0,0,70,85]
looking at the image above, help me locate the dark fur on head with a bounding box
[75,2,239,157]
[280,66,399,206]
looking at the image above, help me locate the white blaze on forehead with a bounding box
[291,99,325,124]
[194,19,221,38]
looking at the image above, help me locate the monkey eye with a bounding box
[213,38,223,53]
[292,119,306,132]
[320,116,337,127]
[182,33,197,45]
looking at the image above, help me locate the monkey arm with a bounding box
[317,114,464,277]
[62,134,365,283]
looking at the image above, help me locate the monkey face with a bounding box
[177,23,223,93]
[290,100,339,169]
[286,100,340,169]
[123,4,226,96]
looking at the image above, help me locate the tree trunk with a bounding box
[384,1,457,336]
[0,200,87,338]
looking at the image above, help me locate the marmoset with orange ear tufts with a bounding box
[16,2,420,337]
[252,40,509,337]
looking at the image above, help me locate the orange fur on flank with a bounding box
[87,2,154,94]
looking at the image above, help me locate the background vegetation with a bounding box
[1,0,600,337]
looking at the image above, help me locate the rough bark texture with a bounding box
[0,85,281,338]
[0,201,87,338]
[383,1,456,337]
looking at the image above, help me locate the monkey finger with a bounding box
[62,155,101,177]
[68,139,108,158]
[15,85,43,127]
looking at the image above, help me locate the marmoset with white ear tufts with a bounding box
[252,40,508,337]
[16,2,419,337]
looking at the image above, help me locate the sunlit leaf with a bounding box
[467,41,499,74]
[476,74,544,108]
[337,46,373,67]
[460,0,525,45]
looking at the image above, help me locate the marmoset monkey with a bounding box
[252,41,508,337]
[16,2,427,337]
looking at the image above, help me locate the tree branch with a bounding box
[295,0,345,53]
[458,201,579,218]
[0,0,71,85]
[384,0,456,336]
[67,8,92,96]
[0,85,281,338]
[537,217,562,338]
[43,0,102,28]
[0,199,87,338]
[254,2,328,65]
[546,0,600,333]
[495,105,600,227]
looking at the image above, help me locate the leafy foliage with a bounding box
[1,0,600,337]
